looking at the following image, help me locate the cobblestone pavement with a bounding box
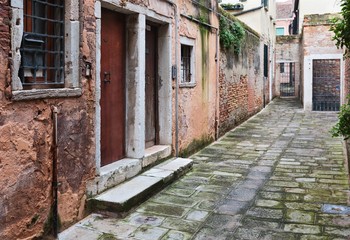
[61,98,350,240]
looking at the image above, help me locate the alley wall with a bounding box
[301,14,344,110]
[275,35,301,97]
[346,58,350,96]
[0,1,97,239]
[218,16,264,136]
[175,0,219,156]
[0,0,272,239]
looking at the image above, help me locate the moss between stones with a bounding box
[179,135,214,158]
[26,214,40,229]
[276,35,301,43]
[200,27,209,100]
[42,207,61,237]
[304,13,341,26]
[198,0,209,24]
[97,233,117,240]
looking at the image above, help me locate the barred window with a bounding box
[20,0,65,89]
[280,63,284,73]
[181,45,192,83]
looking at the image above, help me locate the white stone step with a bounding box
[88,158,193,212]
[86,145,172,197]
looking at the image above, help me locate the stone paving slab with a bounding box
[88,158,193,212]
[59,98,350,240]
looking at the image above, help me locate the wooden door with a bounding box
[100,9,125,166]
[145,24,158,148]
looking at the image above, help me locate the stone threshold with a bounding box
[87,145,171,197]
[87,157,193,213]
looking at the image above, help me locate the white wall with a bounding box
[299,0,341,32]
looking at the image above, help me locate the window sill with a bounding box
[179,82,196,88]
[12,88,82,101]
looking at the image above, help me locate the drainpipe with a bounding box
[215,23,219,140]
[51,106,59,238]
[163,0,179,157]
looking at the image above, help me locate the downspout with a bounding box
[164,0,179,157]
[215,21,219,140]
[51,106,59,238]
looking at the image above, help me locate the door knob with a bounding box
[103,72,111,83]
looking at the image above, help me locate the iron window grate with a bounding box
[20,0,65,89]
[181,45,192,83]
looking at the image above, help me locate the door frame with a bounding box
[100,9,126,166]
[94,3,173,174]
[145,22,159,148]
[303,54,344,111]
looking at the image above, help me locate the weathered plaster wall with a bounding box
[275,19,292,35]
[219,29,263,136]
[275,35,301,97]
[176,0,219,155]
[0,0,97,239]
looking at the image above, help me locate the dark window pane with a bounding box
[181,45,192,83]
[20,0,65,89]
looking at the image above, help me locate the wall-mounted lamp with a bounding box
[85,62,92,78]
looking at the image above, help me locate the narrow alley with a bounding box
[60,98,350,240]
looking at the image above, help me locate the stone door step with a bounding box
[88,157,193,213]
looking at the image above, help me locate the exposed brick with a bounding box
[219,32,264,136]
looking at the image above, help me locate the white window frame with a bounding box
[10,0,81,101]
[180,36,196,88]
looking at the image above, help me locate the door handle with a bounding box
[103,72,111,83]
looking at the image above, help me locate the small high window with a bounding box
[276,27,285,36]
[181,45,192,84]
[180,37,195,87]
[280,63,285,73]
[262,0,268,9]
[20,0,65,89]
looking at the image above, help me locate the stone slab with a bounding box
[90,158,193,212]
[322,204,350,215]
[142,145,172,167]
[95,175,162,203]
[158,158,193,171]
[86,158,142,196]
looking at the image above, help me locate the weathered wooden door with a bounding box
[145,24,158,148]
[100,9,125,166]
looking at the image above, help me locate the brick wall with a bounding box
[302,14,342,56]
[301,14,344,109]
[219,30,264,136]
[345,57,350,98]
